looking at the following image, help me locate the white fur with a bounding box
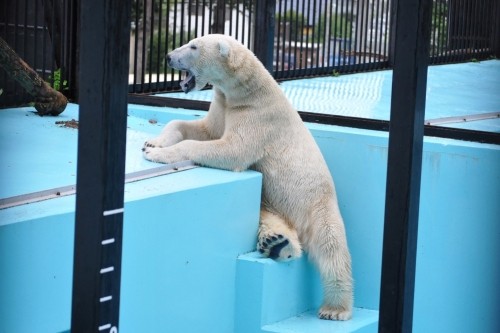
[143,34,353,320]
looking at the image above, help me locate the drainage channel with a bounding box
[0,160,197,210]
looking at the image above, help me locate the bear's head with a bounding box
[166,34,240,93]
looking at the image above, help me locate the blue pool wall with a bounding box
[0,104,499,332]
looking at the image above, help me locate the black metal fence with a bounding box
[124,0,500,92]
[1,0,499,106]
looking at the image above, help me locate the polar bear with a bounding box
[142,34,353,320]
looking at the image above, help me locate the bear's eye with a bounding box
[190,44,197,50]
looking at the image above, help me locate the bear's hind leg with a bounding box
[308,206,353,321]
[257,209,302,261]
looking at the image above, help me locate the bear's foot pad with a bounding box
[258,234,300,261]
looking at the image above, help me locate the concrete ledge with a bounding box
[262,308,379,333]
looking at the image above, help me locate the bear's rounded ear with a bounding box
[218,40,231,58]
[218,39,237,68]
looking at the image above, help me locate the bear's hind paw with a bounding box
[258,234,301,261]
[318,305,352,321]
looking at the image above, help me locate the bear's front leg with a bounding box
[144,121,186,149]
[144,119,212,149]
[257,209,302,260]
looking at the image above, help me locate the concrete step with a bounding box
[235,251,378,333]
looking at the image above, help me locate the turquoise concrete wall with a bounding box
[120,168,262,333]
[0,207,74,333]
[1,104,498,332]
[309,123,500,332]
[0,167,262,333]
[414,141,500,333]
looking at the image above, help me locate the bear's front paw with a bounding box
[143,137,163,149]
[142,146,184,164]
[258,234,301,261]
[318,305,352,321]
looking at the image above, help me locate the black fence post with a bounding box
[387,0,398,67]
[493,0,500,58]
[212,0,226,34]
[253,0,275,73]
[63,0,79,101]
[378,0,433,332]
[71,0,131,332]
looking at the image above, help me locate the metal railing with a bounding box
[0,0,498,106]
[274,0,392,79]
[429,0,498,64]
[125,0,499,91]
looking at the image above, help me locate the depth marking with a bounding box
[98,324,111,331]
[102,238,115,245]
[100,266,114,274]
[103,208,124,216]
[100,295,113,303]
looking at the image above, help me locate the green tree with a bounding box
[148,31,191,72]
[314,13,352,43]
[276,10,307,42]
[430,0,448,55]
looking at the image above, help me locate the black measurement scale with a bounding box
[71,0,132,331]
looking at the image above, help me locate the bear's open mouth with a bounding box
[181,70,196,93]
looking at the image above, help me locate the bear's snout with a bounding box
[165,54,171,65]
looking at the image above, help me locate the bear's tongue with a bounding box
[181,71,195,93]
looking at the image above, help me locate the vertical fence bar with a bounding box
[470,0,478,57]
[241,0,246,45]
[157,0,164,90]
[275,0,282,76]
[71,0,131,331]
[68,0,78,99]
[294,0,302,74]
[148,0,154,90]
[378,0,388,60]
[132,0,140,92]
[214,0,225,33]
[253,0,275,73]
[493,0,500,58]
[304,0,311,75]
[336,0,342,67]
[378,0,432,331]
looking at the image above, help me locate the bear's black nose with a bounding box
[166,54,171,63]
